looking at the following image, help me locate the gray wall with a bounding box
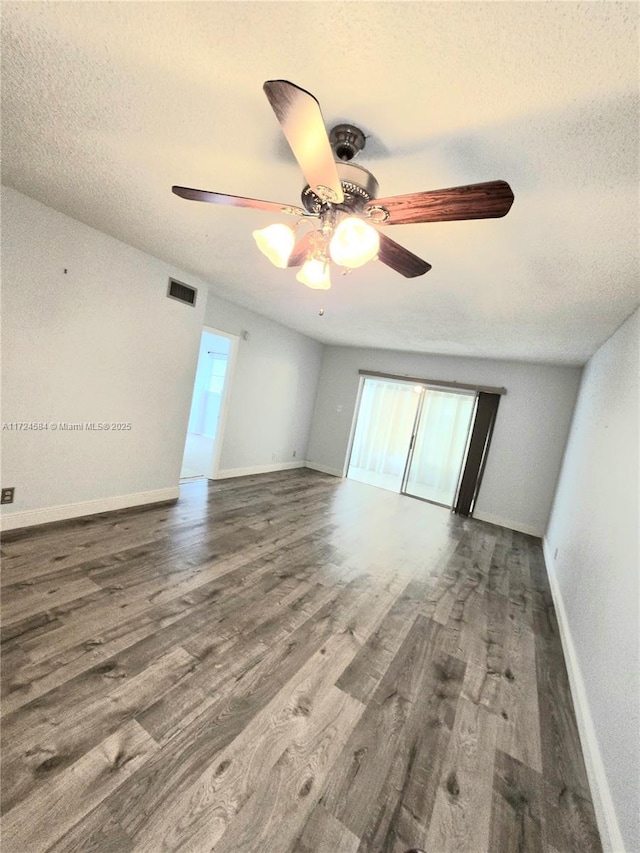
[307,346,582,536]
[0,186,324,527]
[202,294,324,475]
[545,308,639,852]
[1,186,206,522]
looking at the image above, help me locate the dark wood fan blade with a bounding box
[263,80,344,204]
[172,186,307,217]
[365,180,514,225]
[287,231,313,267]
[377,233,432,277]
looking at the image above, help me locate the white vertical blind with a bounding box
[406,390,475,505]
[348,379,419,491]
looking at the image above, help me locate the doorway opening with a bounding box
[180,327,237,482]
[347,376,476,509]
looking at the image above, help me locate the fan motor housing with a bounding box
[301,162,379,214]
[329,124,366,162]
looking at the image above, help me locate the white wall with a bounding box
[0,187,327,525]
[544,308,639,853]
[307,347,582,535]
[1,186,208,527]
[201,295,324,477]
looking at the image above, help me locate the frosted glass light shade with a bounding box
[253,224,295,268]
[296,258,331,289]
[329,217,379,268]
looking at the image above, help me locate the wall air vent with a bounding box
[167,278,197,307]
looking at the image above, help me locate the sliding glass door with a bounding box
[348,377,477,509]
[347,378,421,493]
[403,388,475,506]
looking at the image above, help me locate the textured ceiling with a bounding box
[2,1,638,365]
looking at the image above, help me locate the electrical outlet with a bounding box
[1,487,15,504]
[292,450,297,458]
[272,453,277,462]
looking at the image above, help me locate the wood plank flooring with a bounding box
[0,469,602,852]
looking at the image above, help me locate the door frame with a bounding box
[205,325,239,479]
[343,375,367,478]
[183,325,239,480]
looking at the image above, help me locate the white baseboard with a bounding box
[304,461,344,478]
[0,486,179,532]
[542,537,626,853]
[472,509,543,537]
[212,460,306,480]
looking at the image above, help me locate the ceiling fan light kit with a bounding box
[252,223,296,268]
[329,217,380,268]
[296,257,331,290]
[172,79,515,293]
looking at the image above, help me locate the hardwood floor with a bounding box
[0,469,602,852]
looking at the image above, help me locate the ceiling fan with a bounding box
[172,80,514,290]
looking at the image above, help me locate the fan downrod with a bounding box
[329,124,366,161]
